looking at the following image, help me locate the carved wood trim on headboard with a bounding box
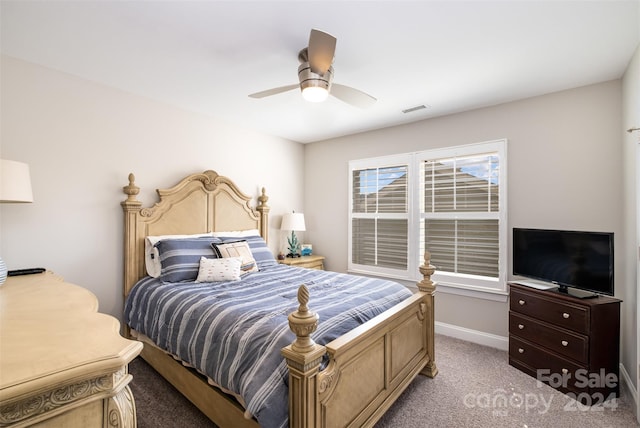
[121,170,269,299]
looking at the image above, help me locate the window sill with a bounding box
[348,269,509,302]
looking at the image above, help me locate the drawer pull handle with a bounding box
[563,312,570,319]
[561,340,569,347]
[518,324,524,330]
[518,348,524,354]
[562,368,569,374]
[518,299,525,306]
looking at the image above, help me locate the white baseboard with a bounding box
[618,363,639,418]
[435,321,509,351]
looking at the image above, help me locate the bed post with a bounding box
[121,174,143,296]
[256,187,270,243]
[121,173,143,337]
[417,251,438,378]
[282,285,325,428]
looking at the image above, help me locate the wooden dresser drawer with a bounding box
[509,312,588,363]
[510,288,589,334]
[509,335,586,394]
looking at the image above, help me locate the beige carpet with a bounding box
[129,334,639,427]
[376,335,638,427]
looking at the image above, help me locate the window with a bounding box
[349,140,507,293]
[350,156,410,277]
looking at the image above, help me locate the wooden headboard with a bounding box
[121,170,269,298]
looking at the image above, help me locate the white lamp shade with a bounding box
[1,159,34,203]
[281,213,306,231]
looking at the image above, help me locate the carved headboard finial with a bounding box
[122,173,141,209]
[258,187,269,208]
[123,173,138,196]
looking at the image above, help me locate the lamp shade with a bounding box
[1,159,33,203]
[281,213,306,231]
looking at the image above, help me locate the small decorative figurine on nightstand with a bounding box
[277,252,285,261]
[301,244,312,256]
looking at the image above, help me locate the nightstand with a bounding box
[278,255,325,270]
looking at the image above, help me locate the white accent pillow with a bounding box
[195,257,242,282]
[145,232,214,278]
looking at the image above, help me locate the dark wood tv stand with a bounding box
[508,282,622,403]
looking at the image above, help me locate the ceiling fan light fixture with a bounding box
[302,86,329,103]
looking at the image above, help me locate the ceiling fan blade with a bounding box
[331,83,377,108]
[308,29,336,75]
[248,84,299,99]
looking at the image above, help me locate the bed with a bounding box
[121,169,437,428]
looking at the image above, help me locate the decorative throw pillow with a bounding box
[211,240,259,274]
[211,232,278,270]
[145,232,214,278]
[155,237,220,283]
[195,257,242,282]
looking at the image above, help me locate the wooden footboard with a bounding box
[282,253,437,428]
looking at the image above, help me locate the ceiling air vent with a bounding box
[402,104,429,114]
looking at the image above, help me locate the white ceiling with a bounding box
[1,1,638,143]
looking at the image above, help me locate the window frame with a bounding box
[348,140,508,294]
[348,153,414,280]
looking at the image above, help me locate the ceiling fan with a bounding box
[248,29,376,108]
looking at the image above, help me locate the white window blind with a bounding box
[421,152,500,279]
[350,162,409,274]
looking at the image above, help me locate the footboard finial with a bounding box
[417,251,436,293]
[288,285,319,353]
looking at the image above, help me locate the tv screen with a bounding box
[513,228,614,296]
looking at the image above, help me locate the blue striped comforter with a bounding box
[124,264,412,428]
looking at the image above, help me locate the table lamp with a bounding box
[281,212,306,258]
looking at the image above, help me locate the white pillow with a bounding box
[145,232,214,278]
[195,256,242,282]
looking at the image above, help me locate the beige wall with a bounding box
[0,55,304,318]
[304,80,624,341]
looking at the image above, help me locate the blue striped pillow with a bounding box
[212,234,278,269]
[155,237,221,283]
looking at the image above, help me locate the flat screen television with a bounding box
[512,228,614,298]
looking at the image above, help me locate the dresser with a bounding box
[278,254,325,270]
[0,272,143,427]
[508,282,621,403]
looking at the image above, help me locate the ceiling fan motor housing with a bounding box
[298,62,333,92]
